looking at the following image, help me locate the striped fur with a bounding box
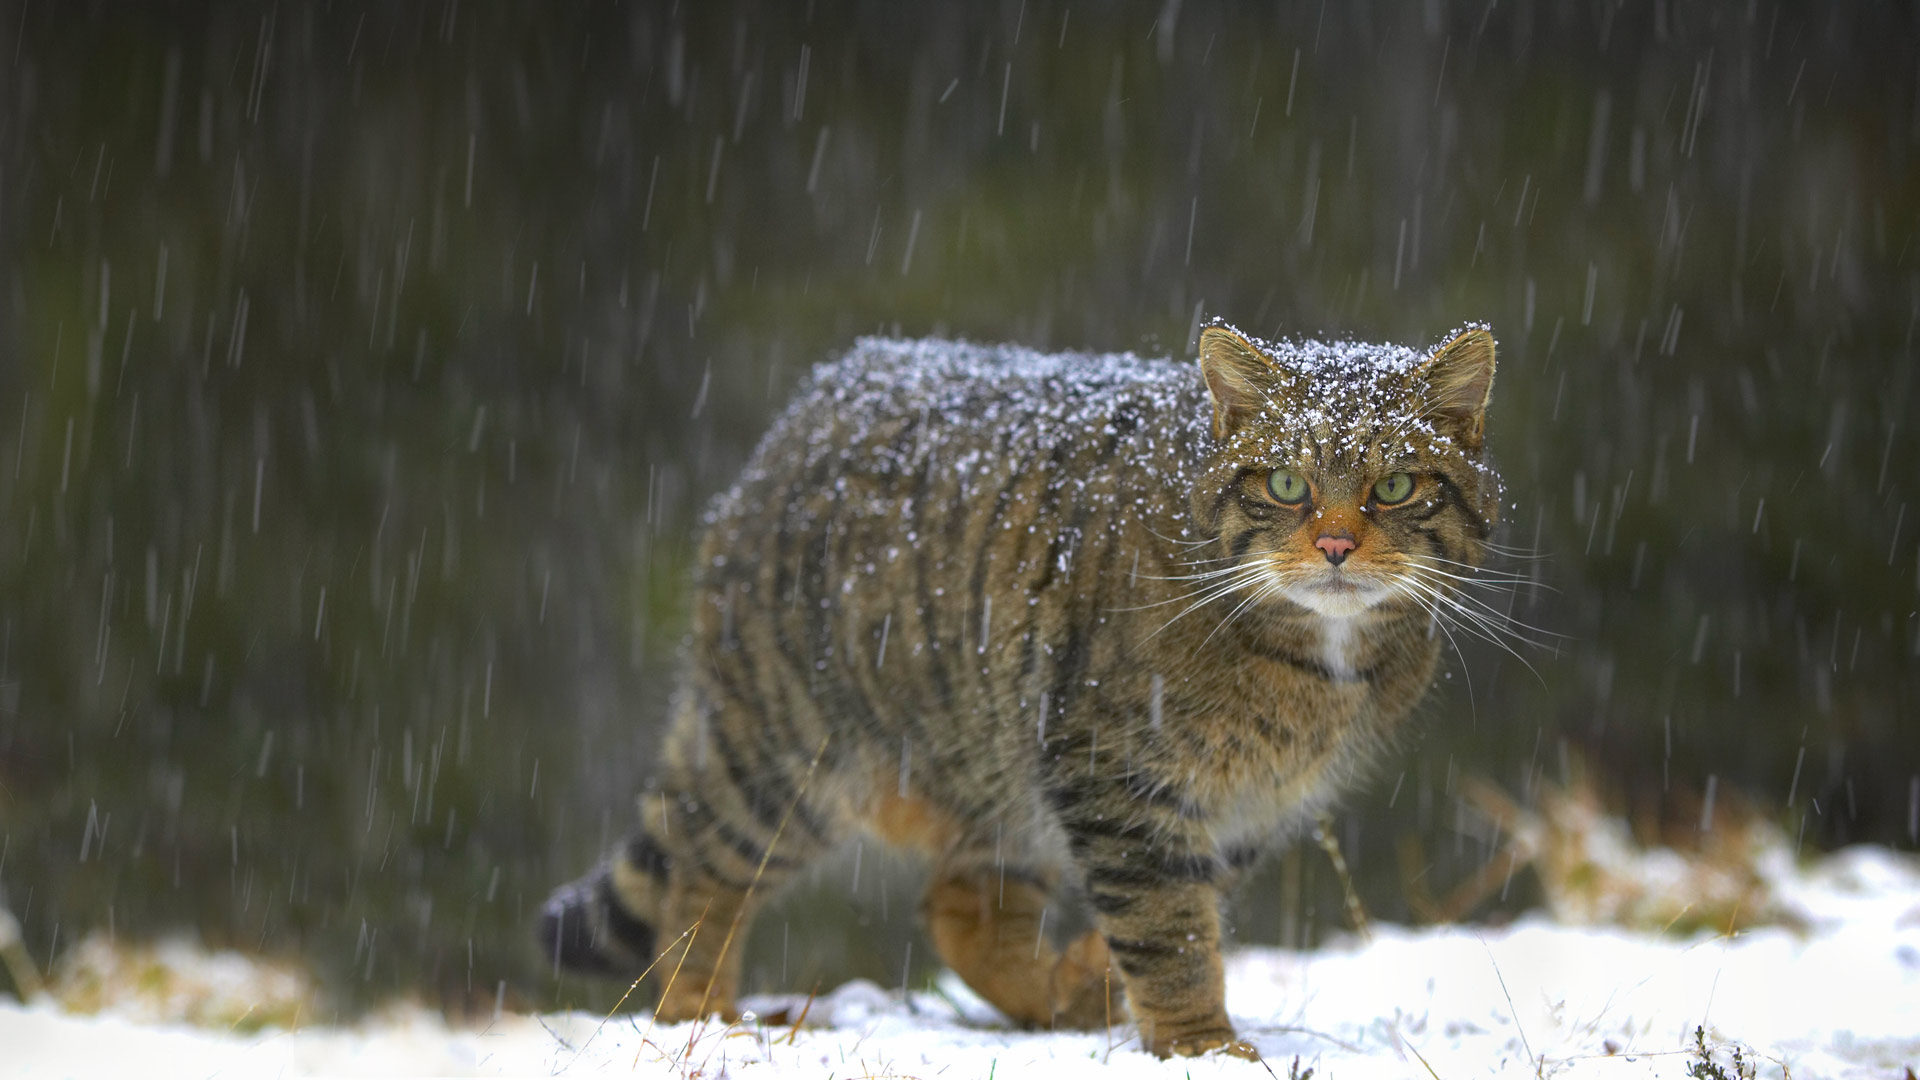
[540,324,1501,1059]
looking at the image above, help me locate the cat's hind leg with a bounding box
[541,686,838,1023]
[646,696,841,1022]
[921,858,1121,1031]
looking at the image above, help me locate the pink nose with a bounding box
[1315,534,1357,565]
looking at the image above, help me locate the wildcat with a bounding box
[540,321,1499,1059]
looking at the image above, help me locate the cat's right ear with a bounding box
[1197,326,1277,441]
[1416,326,1497,450]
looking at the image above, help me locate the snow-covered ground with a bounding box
[3,846,1916,1079]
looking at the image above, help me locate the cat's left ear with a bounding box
[1416,326,1497,449]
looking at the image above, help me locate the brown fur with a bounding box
[540,324,1501,1059]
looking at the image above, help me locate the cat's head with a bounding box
[1189,321,1501,619]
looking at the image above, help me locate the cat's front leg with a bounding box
[1077,844,1259,1060]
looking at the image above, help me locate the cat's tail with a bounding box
[537,830,671,980]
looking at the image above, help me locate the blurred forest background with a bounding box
[0,0,1915,1019]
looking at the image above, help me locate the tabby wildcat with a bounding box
[541,321,1500,1059]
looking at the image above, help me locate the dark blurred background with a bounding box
[1,0,1914,1019]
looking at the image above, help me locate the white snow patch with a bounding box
[3,846,1915,1078]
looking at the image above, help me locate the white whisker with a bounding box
[1127,567,1270,629]
[1195,575,1285,653]
[1136,562,1274,583]
[1400,563,1540,588]
[1480,540,1549,558]
[1400,562,1548,595]
[1110,563,1272,613]
[1145,525,1218,549]
[1389,579,1477,720]
[1135,563,1278,645]
[1170,550,1251,568]
[1413,550,1540,574]
[1393,576,1548,683]
[1399,567,1566,641]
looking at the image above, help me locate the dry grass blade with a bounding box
[1396,834,1443,924]
[782,980,822,1046]
[0,903,45,1001]
[1432,842,1532,924]
[1478,936,1537,1076]
[631,902,711,1071]
[564,920,702,1069]
[1312,812,1371,942]
[1103,951,1114,1062]
[1404,1037,1446,1080]
[1418,777,1540,922]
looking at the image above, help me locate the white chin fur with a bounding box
[1283,583,1390,617]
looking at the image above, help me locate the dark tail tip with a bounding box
[539,869,654,980]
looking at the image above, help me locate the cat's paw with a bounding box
[1049,931,1125,1030]
[653,981,740,1025]
[1160,1028,1260,1060]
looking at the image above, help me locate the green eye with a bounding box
[1267,469,1309,504]
[1373,472,1416,504]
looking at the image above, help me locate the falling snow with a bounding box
[2,4,1915,1076]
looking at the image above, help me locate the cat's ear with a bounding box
[1416,326,1497,449]
[1197,326,1280,440]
